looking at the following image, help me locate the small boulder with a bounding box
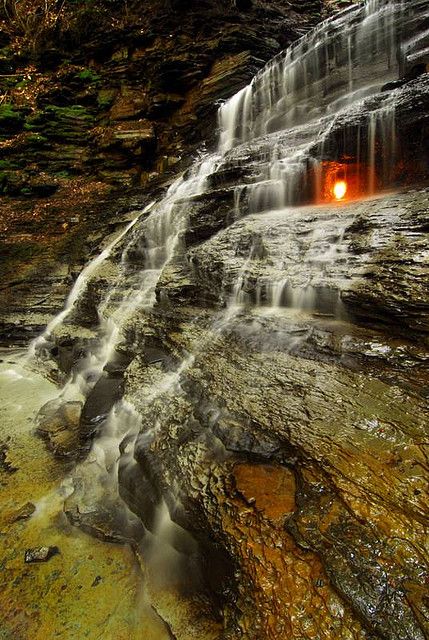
[79,376,124,443]
[36,399,83,458]
[0,443,18,474]
[24,546,59,563]
[10,502,36,523]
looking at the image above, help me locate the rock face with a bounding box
[187,188,429,337]
[122,258,428,638]
[107,59,429,638]
[2,1,429,639]
[50,80,428,638]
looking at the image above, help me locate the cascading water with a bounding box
[219,0,408,150]
[32,156,218,388]
[209,0,427,311]
[218,0,427,209]
[28,154,220,542]
[23,0,429,627]
[26,211,149,362]
[30,0,426,371]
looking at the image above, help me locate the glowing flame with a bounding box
[333,180,347,200]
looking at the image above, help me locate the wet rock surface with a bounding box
[36,399,83,458]
[107,80,429,632]
[121,297,428,638]
[0,354,174,640]
[43,157,428,639]
[7,128,427,640]
[187,188,429,338]
[1,2,428,639]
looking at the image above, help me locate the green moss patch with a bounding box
[97,88,117,110]
[26,133,49,146]
[76,68,100,84]
[24,105,95,143]
[0,160,18,170]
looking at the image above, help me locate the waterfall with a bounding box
[30,156,218,390]
[218,0,407,151]
[27,154,219,539]
[30,0,427,363]
[218,0,427,208]
[26,0,428,557]
[26,210,150,361]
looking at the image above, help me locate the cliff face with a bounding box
[1,2,428,640]
[0,0,341,342]
[118,187,428,639]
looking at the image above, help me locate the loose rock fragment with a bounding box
[36,399,83,458]
[0,443,18,474]
[24,546,59,563]
[10,502,36,523]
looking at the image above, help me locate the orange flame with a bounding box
[333,180,347,200]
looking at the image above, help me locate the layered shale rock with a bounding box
[122,307,428,638]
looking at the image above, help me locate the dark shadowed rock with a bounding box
[79,376,124,443]
[0,442,18,474]
[65,501,145,544]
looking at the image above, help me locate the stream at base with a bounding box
[0,352,174,640]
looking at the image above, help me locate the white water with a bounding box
[47,156,219,405]
[218,0,427,210]
[28,0,427,383]
[26,209,152,361]
[36,154,219,523]
[218,0,411,151]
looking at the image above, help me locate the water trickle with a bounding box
[229,207,353,318]
[26,209,152,362]
[84,400,142,498]
[233,185,246,220]
[367,96,397,193]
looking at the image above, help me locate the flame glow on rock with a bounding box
[333,180,347,201]
[317,162,361,204]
